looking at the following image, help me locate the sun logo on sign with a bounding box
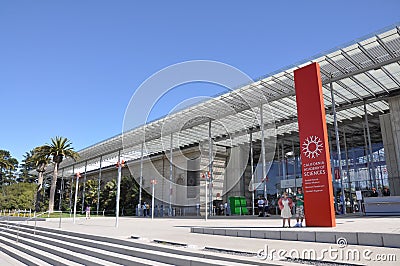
[302,136,323,158]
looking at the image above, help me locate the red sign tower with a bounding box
[294,62,336,227]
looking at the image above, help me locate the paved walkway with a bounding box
[24,215,400,265]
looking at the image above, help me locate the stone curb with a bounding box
[190,227,400,248]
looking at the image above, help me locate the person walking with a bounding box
[224,202,228,216]
[278,192,293,227]
[294,188,304,227]
[143,202,147,217]
[257,196,265,217]
[264,197,270,217]
[85,205,91,219]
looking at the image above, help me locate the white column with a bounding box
[260,104,267,199]
[364,102,377,189]
[139,143,144,215]
[58,169,64,211]
[380,96,400,196]
[69,165,75,212]
[96,156,102,215]
[81,161,87,213]
[204,119,214,221]
[330,80,346,214]
[151,180,155,220]
[208,120,213,216]
[169,134,173,216]
[115,150,122,228]
[73,173,80,224]
[250,131,255,215]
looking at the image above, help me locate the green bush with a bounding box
[0,183,36,210]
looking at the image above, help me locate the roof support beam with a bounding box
[324,54,400,84]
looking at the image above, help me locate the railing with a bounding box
[0,210,63,243]
[23,211,55,242]
[0,209,34,218]
[20,210,63,242]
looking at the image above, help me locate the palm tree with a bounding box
[36,137,79,212]
[28,148,50,211]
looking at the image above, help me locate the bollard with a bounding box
[59,211,62,228]
[34,211,37,235]
[17,224,20,242]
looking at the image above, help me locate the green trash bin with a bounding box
[240,197,248,215]
[228,196,249,215]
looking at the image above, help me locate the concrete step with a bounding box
[1,226,243,266]
[12,222,265,265]
[0,235,47,266]
[0,222,272,266]
[0,232,80,266]
[0,225,172,266]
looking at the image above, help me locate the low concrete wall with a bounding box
[364,196,400,215]
[190,227,400,248]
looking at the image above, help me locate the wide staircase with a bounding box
[0,221,273,266]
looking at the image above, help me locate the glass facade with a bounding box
[254,142,389,213]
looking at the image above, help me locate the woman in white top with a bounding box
[278,192,293,227]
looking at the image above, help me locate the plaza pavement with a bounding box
[23,214,400,265]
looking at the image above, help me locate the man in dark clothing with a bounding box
[370,187,379,197]
[382,187,391,196]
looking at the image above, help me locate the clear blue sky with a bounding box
[1,0,399,163]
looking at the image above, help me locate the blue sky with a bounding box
[1,0,399,162]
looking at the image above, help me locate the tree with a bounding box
[0,182,36,210]
[0,150,14,169]
[83,179,99,212]
[120,175,141,215]
[26,148,51,211]
[0,157,13,186]
[0,150,18,186]
[99,175,144,216]
[36,137,79,212]
[100,179,117,213]
[19,151,36,183]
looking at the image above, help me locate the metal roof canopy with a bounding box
[50,25,400,176]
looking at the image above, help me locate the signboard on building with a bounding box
[281,179,296,188]
[280,179,303,189]
[356,190,363,201]
[294,62,336,227]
